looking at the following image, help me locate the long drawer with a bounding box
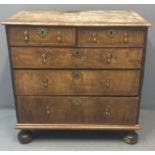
[11,47,142,69]
[78,27,145,46]
[14,70,140,96]
[17,96,138,124]
[7,26,76,46]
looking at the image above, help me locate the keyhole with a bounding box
[107,30,116,38]
[37,28,47,37]
[76,50,80,55]
[109,31,113,35]
[75,73,79,78]
[41,30,44,35]
[72,49,82,58]
[72,71,81,80]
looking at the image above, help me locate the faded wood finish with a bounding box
[14,70,140,96]
[7,26,76,46]
[2,11,150,143]
[17,96,138,124]
[78,28,145,46]
[11,47,142,69]
[1,10,151,27]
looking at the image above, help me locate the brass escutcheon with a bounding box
[72,71,82,80]
[72,98,82,106]
[37,28,47,38]
[72,49,82,58]
[107,30,116,38]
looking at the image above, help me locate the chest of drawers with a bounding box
[2,10,150,144]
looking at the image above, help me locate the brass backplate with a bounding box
[72,98,82,106]
[37,28,47,38]
[107,30,116,38]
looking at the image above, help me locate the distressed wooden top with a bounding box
[1,10,151,27]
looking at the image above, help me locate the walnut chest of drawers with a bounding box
[2,10,151,144]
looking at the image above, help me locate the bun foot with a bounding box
[18,130,33,144]
[122,131,138,144]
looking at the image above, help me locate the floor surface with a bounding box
[0,109,155,151]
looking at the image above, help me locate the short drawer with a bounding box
[17,96,138,124]
[78,28,145,46]
[7,26,76,46]
[14,70,140,96]
[11,47,142,69]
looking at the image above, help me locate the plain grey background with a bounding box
[0,4,154,109]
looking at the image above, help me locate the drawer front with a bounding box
[7,26,76,46]
[17,96,138,124]
[11,47,142,69]
[14,70,140,96]
[78,28,144,46]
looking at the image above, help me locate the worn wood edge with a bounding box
[0,22,151,27]
[16,124,140,130]
[9,45,145,48]
[1,10,151,26]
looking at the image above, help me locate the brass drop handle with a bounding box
[92,32,97,42]
[124,32,128,43]
[57,31,62,42]
[46,106,53,116]
[105,107,110,116]
[106,53,112,64]
[42,78,48,88]
[41,53,48,63]
[104,79,111,88]
[24,31,28,42]
[72,71,82,80]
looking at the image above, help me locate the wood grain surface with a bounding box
[78,27,145,45]
[17,96,138,124]
[2,10,151,26]
[7,26,76,46]
[11,47,142,69]
[3,10,149,133]
[14,70,140,96]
